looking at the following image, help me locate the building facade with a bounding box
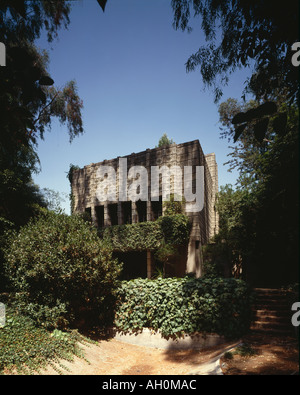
[71,140,218,278]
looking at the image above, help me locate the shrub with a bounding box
[157,214,191,245]
[0,216,15,291]
[3,209,122,329]
[0,304,88,374]
[115,276,253,339]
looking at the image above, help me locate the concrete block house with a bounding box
[70,140,219,279]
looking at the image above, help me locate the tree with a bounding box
[171,0,299,104]
[0,1,71,43]
[156,133,175,148]
[0,1,86,293]
[214,97,299,286]
[207,184,256,280]
[218,97,298,186]
[0,2,84,227]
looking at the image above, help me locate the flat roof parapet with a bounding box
[75,139,203,172]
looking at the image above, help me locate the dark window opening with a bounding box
[122,201,132,224]
[95,205,104,228]
[151,196,162,221]
[84,207,91,221]
[136,200,147,223]
[195,240,200,250]
[114,251,147,280]
[192,170,197,195]
[108,203,118,226]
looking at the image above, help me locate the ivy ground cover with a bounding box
[115,276,253,339]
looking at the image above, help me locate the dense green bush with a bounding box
[0,216,15,291]
[115,276,253,339]
[102,214,190,252]
[3,209,122,329]
[102,221,163,252]
[157,214,191,245]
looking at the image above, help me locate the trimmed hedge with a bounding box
[115,276,253,339]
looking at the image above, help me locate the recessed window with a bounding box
[151,196,162,221]
[122,201,132,224]
[84,207,91,221]
[136,200,147,222]
[108,203,118,225]
[95,205,104,228]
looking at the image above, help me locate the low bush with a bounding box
[3,209,122,329]
[115,276,253,339]
[0,304,89,374]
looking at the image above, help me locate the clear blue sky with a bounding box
[33,0,253,214]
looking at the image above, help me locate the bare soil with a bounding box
[39,337,239,375]
[38,330,299,375]
[220,332,299,375]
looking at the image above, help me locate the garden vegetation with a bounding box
[3,209,122,330]
[115,277,253,339]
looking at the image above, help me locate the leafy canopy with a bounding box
[171,0,299,104]
[0,1,84,227]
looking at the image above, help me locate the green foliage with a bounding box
[0,1,71,43]
[0,2,83,239]
[154,241,179,274]
[36,80,84,143]
[158,214,190,245]
[163,193,185,215]
[103,221,163,252]
[0,217,15,291]
[156,133,175,147]
[218,98,295,186]
[67,164,80,214]
[0,304,88,374]
[3,209,122,329]
[67,163,80,184]
[214,98,299,286]
[171,0,298,104]
[115,277,253,339]
[102,214,190,253]
[203,184,259,280]
[234,343,256,357]
[223,342,257,362]
[41,188,67,213]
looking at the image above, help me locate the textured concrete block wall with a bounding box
[71,140,218,277]
[204,153,219,239]
[71,140,217,242]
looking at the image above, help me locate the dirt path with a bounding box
[39,332,299,375]
[40,337,240,375]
